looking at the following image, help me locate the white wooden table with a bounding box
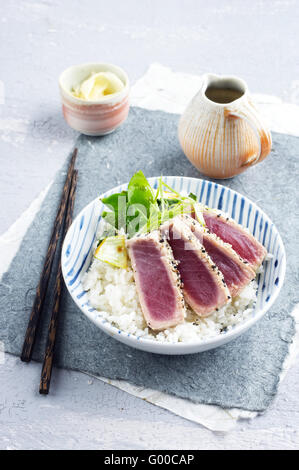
[0,0,299,450]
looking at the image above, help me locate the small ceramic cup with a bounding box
[59,63,130,136]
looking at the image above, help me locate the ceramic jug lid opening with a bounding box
[203,76,247,105]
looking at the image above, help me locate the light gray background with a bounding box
[0,0,299,450]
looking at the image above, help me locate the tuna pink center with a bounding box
[131,241,177,321]
[168,233,219,307]
[203,213,259,265]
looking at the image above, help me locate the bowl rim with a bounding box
[62,176,286,354]
[59,62,130,106]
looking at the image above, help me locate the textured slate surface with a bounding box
[0,107,297,411]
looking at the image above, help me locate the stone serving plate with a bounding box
[61,176,286,355]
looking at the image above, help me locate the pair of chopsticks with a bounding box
[21,148,78,395]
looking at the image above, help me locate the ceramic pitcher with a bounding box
[178,74,272,179]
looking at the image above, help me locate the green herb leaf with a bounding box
[101,191,128,210]
[100,171,205,239]
[101,191,127,230]
[188,192,198,202]
[127,170,155,218]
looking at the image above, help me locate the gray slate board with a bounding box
[0,107,297,411]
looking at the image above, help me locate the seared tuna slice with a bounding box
[181,215,256,298]
[161,218,230,317]
[202,210,267,271]
[126,231,185,331]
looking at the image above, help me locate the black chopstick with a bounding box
[21,148,78,363]
[39,170,78,395]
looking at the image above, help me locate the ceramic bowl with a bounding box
[59,63,130,136]
[61,176,286,355]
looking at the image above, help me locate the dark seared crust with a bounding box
[126,231,186,331]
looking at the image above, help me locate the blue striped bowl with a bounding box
[61,177,286,355]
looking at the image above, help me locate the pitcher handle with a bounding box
[225,101,272,167]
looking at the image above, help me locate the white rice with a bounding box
[82,255,258,344]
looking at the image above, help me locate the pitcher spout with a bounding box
[201,73,220,93]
